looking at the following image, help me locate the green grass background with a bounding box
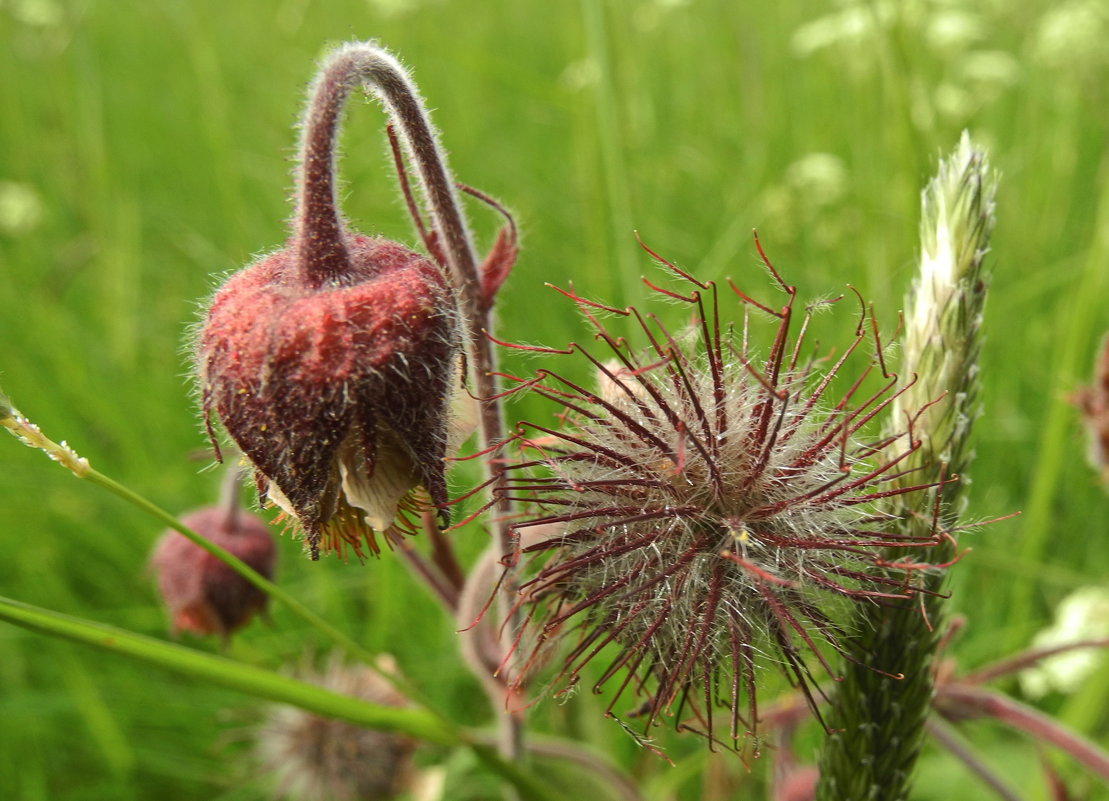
[1,0,1107,798]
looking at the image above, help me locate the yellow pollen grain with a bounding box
[727,525,751,558]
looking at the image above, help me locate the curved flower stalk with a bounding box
[494,238,947,749]
[196,43,518,565]
[817,133,998,800]
[193,40,530,778]
[196,44,471,561]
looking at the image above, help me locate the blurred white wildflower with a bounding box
[365,0,422,17]
[785,153,848,205]
[959,50,1021,86]
[759,152,849,248]
[933,50,1021,122]
[0,181,44,235]
[791,3,888,61]
[792,0,993,62]
[633,0,692,32]
[5,0,63,27]
[925,8,986,53]
[1020,587,1109,698]
[1032,0,1109,76]
[791,1,1017,125]
[559,58,600,92]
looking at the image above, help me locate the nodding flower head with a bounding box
[150,505,277,641]
[196,46,463,560]
[496,237,950,749]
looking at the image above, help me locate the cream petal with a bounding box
[264,481,298,519]
[340,428,420,531]
[447,353,478,451]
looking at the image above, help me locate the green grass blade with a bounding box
[0,594,564,801]
[0,594,454,744]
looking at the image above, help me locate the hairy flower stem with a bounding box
[302,45,509,544]
[936,685,1109,782]
[924,717,1023,801]
[304,42,520,764]
[817,134,997,800]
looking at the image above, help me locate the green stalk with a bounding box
[0,594,451,742]
[0,595,563,801]
[817,133,998,800]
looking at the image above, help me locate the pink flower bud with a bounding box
[150,506,276,640]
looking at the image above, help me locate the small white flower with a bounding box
[1020,586,1109,698]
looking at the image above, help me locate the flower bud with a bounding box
[195,46,463,559]
[198,238,460,560]
[150,506,276,640]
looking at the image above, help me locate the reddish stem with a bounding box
[961,638,1109,686]
[295,54,355,285]
[937,684,1109,783]
[308,42,520,769]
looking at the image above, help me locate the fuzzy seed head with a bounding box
[499,244,942,747]
[150,506,276,640]
[256,655,415,801]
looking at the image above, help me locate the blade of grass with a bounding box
[1009,149,1109,650]
[0,594,452,742]
[0,594,563,801]
[580,0,637,306]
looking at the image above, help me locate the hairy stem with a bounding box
[925,717,1023,801]
[295,54,351,285]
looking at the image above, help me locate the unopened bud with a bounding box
[150,506,276,640]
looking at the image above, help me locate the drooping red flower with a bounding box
[198,237,460,560]
[195,46,463,560]
[151,506,276,640]
[496,239,949,748]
